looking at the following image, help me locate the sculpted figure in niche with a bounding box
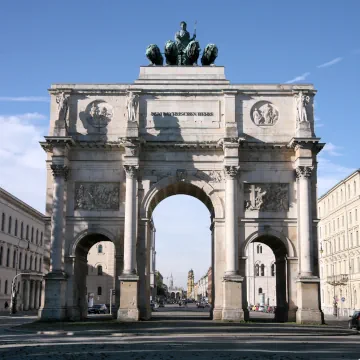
[56,92,69,123]
[126,91,138,122]
[295,91,310,124]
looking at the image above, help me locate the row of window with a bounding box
[254,263,276,277]
[88,265,103,276]
[322,288,358,307]
[321,257,360,277]
[0,279,21,295]
[319,209,359,237]
[1,213,43,245]
[321,230,360,254]
[0,246,42,272]
[319,180,358,216]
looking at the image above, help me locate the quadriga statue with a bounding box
[146,21,218,66]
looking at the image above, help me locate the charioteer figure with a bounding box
[146,21,218,66]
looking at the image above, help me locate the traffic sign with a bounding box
[341,297,345,302]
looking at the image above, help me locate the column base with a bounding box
[212,307,223,320]
[139,305,152,320]
[38,271,67,321]
[222,275,244,322]
[296,276,323,325]
[117,275,139,322]
[287,308,297,322]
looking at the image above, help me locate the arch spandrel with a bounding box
[140,175,225,219]
[242,228,296,258]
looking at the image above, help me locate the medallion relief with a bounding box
[244,183,289,211]
[75,182,119,210]
[251,101,279,126]
[85,101,113,129]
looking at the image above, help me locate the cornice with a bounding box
[40,136,75,153]
[143,141,221,150]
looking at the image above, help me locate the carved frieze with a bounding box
[75,183,119,210]
[251,101,279,126]
[244,183,289,211]
[196,170,224,183]
[86,101,113,129]
[143,169,172,181]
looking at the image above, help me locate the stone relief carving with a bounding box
[224,166,239,179]
[86,101,113,129]
[196,170,224,183]
[244,184,289,211]
[294,91,310,126]
[176,169,188,182]
[126,91,139,122]
[251,101,279,126]
[56,92,69,122]
[143,169,173,181]
[75,183,119,210]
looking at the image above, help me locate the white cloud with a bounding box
[0,96,49,102]
[285,72,311,84]
[0,113,47,212]
[322,142,342,156]
[317,57,343,68]
[314,115,324,128]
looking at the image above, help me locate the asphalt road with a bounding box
[0,305,358,360]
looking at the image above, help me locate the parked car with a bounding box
[348,310,360,330]
[197,302,210,308]
[88,304,108,314]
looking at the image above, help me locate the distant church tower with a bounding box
[169,273,174,289]
[187,269,194,299]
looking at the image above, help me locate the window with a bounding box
[350,212,352,225]
[357,231,359,246]
[356,209,358,222]
[258,287,263,294]
[4,280,8,294]
[351,259,355,273]
[354,289,357,307]
[257,245,262,254]
[350,233,353,248]
[20,222,23,239]
[29,255,33,270]
[342,216,344,226]
[98,244,103,254]
[1,213,5,231]
[31,227,34,242]
[355,181,357,196]
[341,189,343,202]
[19,252,22,270]
[14,219,18,237]
[40,232,43,246]
[36,230,39,244]
[97,265,103,276]
[333,220,335,231]
[337,218,339,228]
[24,254,27,270]
[26,225,29,240]
[97,286,102,296]
[12,250,16,268]
[348,184,351,199]
[34,257,37,271]
[39,258,42,272]
[0,246,2,266]
[6,248,10,267]
[271,263,275,277]
[8,216,12,234]
[260,264,265,276]
[255,264,259,276]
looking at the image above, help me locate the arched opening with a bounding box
[144,181,216,320]
[68,232,116,320]
[245,234,290,322]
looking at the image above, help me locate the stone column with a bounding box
[295,165,323,324]
[23,280,30,311]
[296,166,313,276]
[123,165,138,275]
[222,165,244,321]
[274,256,287,322]
[118,165,139,322]
[29,281,35,310]
[39,164,69,321]
[34,281,40,309]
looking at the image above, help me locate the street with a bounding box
[0,304,358,359]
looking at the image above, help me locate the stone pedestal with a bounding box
[38,271,67,321]
[117,275,139,322]
[222,275,244,321]
[296,277,323,324]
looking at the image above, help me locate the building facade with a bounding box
[246,242,276,306]
[86,241,115,306]
[318,170,360,316]
[0,187,46,311]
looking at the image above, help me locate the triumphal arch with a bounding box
[39,23,324,324]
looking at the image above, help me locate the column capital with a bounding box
[295,166,313,179]
[50,164,69,180]
[123,165,139,179]
[224,165,240,179]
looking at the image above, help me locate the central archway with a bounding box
[138,178,225,320]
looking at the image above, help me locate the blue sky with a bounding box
[0,0,359,287]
